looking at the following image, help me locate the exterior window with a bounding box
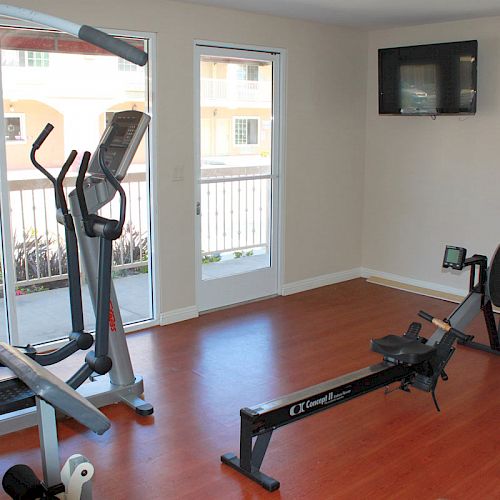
[234,117,259,145]
[26,51,49,67]
[1,51,49,67]
[4,113,25,142]
[118,59,138,71]
[236,63,259,81]
[0,25,154,347]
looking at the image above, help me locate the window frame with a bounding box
[233,116,260,146]
[4,112,26,143]
[236,63,259,81]
[26,50,49,67]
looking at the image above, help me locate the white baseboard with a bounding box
[281,267,362,296]
[159,268,468,325]
[160,306,199,326]
[360,267,468,301]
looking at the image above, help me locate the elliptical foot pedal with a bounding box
[0,378,35,415]
[221,453,280,492]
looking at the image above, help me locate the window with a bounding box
[118,59,138,72]
[4,113,25,142]
[234,117,259,145]
[25,51,49,67]
[236,63,259,81]
[1,50,49,68]
[0,26,155,346]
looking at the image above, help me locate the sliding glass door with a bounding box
[0,25,155,346]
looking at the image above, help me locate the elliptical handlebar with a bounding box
[32,123,54,151]
[30,123,77,216]
[98,145,126,236]
[75,152,91,222]
[75,148,125,241]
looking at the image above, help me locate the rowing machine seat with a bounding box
[371,335,436,364]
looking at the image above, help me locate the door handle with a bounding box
[196,202,201,216]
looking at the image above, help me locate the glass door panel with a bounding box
[0,26,154,345]
[196,46,280,311]
[0,243,7,343]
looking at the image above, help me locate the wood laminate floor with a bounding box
[0,279,498,499]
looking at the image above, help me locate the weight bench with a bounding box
[0,342,110,499]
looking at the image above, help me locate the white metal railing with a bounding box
[8,171,148,288]
[201,78,272,104]
[200,169,271,256]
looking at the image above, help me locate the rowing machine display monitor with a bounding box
[442,246,467,270]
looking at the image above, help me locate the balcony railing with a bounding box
[7,170,148,289]
[201,78,272,105]
[200,164,271,256]
[3,165,269,293]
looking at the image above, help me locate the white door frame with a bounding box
[193,40,286,312]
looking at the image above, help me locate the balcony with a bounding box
[200,78,272,108]
[1,169,150,345]
[200,157,271,280]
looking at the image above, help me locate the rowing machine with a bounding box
[221,244,500,491]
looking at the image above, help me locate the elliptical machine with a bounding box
[21,124,94,366]
[0,110,153,435]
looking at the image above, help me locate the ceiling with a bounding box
[175,0,500,29]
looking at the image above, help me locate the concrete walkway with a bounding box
[0,253,270,345]
[0,274,151,345]
[202,253,269,280]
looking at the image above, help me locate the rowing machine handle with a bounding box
[418,310,473,342]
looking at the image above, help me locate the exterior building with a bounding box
[200,57,272,160]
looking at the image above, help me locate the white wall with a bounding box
[363,16,500,292]
[7,0,368,316]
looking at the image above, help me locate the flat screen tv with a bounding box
[379,40,477,115]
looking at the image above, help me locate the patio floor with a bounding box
[202,253,269,280]
[0,273,151,346]
[0,254,270,346]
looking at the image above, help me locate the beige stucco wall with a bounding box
[363,16,500,291]
[5,0,368,316]
[4,100,64,170]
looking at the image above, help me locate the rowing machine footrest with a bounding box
[371,335,436,364]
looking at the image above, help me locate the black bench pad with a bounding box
[371,334,436,364]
